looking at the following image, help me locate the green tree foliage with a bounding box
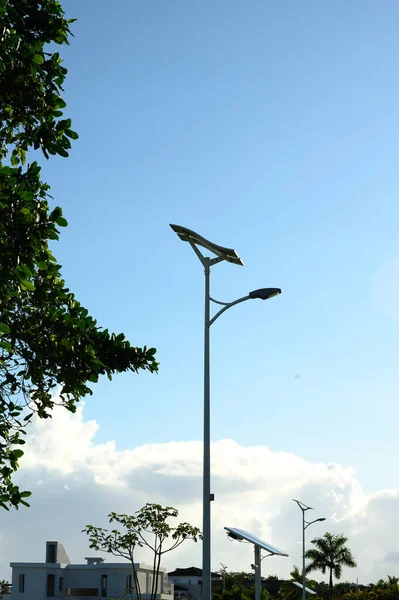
[353,576,399,600]
[278,569,300,600]
[83,504,201,600]
[314,582,333,600]
[0,0,158,511]
[278,566,320,600]
[0,579,11,596]
[305,533,357,600]
[213,572,271,600]
[334,583,357,597]
[213,572,270,600]
[264,575,282,598]
[341,581,399,600]
[214,583,270,600]
[370,578,399,592]
[291,566,302,583]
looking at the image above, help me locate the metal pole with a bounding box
[302,511,306,600]
[254,545,261,600]
[203,261,211,600]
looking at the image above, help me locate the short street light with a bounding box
[220,564,228,593]
[171,224,281,600]
[293,500,326,600]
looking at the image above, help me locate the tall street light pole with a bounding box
[171,225,281,600]
[293,500,326,600]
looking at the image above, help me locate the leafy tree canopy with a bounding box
[0,0,158,510]
[83,504,201,600]
[213,573,270,600]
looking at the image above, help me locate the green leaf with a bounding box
[33,54,44,65]
[56,216,68,227]
[49,206,63,220]
[66,129,79,140]
[0,323,10,334]
[54,97,67,109]
[0,340,11,352]
[21,191,34,201]
[54,143,69,157]
[28,161,41,175]
[20,280,35,292]
[20,491,32,498]
[12,450,24,459]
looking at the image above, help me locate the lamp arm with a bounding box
[209,295,251,327]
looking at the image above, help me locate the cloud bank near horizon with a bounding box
[0,403,398,584]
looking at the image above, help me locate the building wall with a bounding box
[63,565,148,598]
[11,563,173,600]
[46,541,70,566]
[12,566,47,600]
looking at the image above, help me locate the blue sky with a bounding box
[41,1,399,493]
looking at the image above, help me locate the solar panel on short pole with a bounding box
[224,527,289,600]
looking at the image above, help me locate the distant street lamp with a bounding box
[293,499,326,600]
[220,564,228,592]
[171,224,281,600]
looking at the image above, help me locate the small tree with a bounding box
[83,503,201,600]
[305,533,356,600]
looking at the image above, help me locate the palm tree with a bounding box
[386,576,399,588]
[305,532,356,600]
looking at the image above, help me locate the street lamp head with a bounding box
[316,518,326,523]
[170,224,244,266]
[249,288,282,300]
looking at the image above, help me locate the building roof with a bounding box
[168,567,221,579]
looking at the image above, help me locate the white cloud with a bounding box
[0,402,398,585]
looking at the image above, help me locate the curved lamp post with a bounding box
[293,499,326,600]
[170,224,281,600]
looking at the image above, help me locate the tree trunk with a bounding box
[329,568,333,600]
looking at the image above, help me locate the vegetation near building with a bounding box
[213,570,399,600]
[83,503,201,600]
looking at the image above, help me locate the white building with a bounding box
[10,541,174,600]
